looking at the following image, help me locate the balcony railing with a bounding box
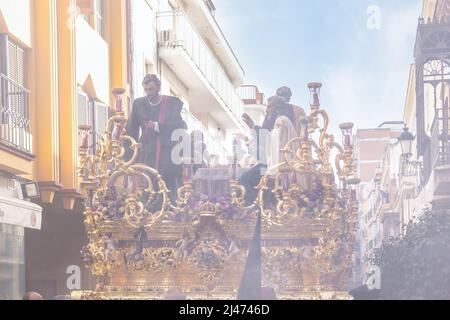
[157,11,244,124]
[238,85,266,105]
[0,74,32,154]
[400,156,421,178]
[431,108,450,168]
[182,109,230,163]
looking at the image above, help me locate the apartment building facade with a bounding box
[353,122,404,285]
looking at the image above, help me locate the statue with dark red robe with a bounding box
[125,75,187,199]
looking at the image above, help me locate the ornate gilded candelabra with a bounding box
[244,82,360,294]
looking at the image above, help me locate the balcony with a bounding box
[400,159,421,198]
[238,85,266,105]
[182,0,245,85]
[157,11,244,130]
[182,109,229,164]
[238,85,266,126]
[0,74,32,154]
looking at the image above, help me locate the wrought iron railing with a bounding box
[0,74,32,153]
[156,11,244,125]
[431,108,450,167]
[400,156,421,178]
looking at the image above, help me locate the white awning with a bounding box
[0,195,43,230]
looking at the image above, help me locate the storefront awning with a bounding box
[0,195,42,230]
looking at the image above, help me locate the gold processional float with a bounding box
[72,83,360,300]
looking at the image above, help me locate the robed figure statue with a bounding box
[126,74,187,199]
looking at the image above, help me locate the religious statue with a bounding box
[175,232,194,262]
[225,236,242,262]
[124,226,149,265]
[239,95,298,206]
[102,233,118,263]
[126,74,188,201]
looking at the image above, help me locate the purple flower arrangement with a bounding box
[172,192,252,224]
[92,184,126,221]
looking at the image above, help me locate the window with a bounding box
[93,101,109,146]
[94,0,105,38]
[77,90,109,153]
[77,0,93,24]
[77,0,104,37]
[6,41,26,87]
[0,224,25,300]
[77,91,93,153]
[77,91,91,127]
[0,35,31,153]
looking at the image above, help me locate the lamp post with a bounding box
[398,126,415,159]
[397,126,415,178]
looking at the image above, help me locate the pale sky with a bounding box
[214,0,423,134]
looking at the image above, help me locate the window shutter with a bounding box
[77,92,89,126]
[7,41,18,83]
[92,101,108,152]
[17,47,25,87]
[0,34,7,75]
[94,101,108,137]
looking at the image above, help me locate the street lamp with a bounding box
[397,126,415,158]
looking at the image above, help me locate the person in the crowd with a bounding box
[22,291,44,300]
[126,74,187,201]
[50,295,72,300]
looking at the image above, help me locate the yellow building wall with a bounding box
[1,0,129,200]
[403,65,416,129]
[0,149,33,175]
[58,0,79,193]
[0,0,33,177]
[29,0,61,184]
[108,0,128,101]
